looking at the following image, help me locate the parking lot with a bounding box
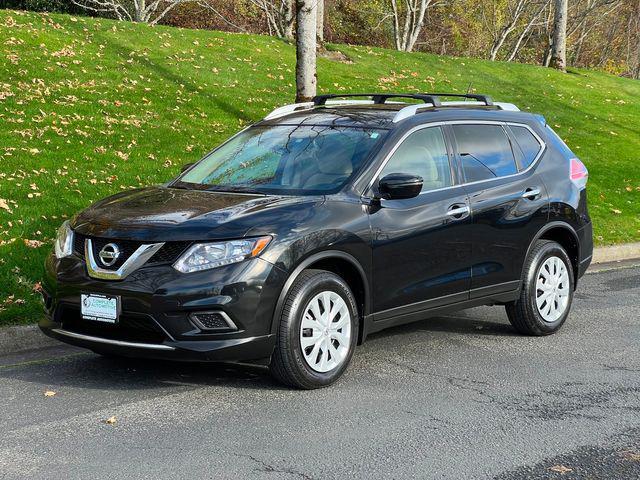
[1,264,639,479]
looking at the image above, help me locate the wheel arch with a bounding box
[524,221,581,288]
[270,250,371,343]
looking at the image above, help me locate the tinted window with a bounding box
[452,124,517,182]
[178,125,387,195]
[511,125,542,169]
[380,127,452,193]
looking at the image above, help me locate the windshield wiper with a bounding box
[169,182,268,195]
[206,185,267,195]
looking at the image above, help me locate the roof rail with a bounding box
[313,93,443,107]
[420,93,494,106]
[392,93,517,123]
[495,102,520,112]
[263,101,314,120]
[264,92,516,122]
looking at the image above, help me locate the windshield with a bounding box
[175,125,387,195]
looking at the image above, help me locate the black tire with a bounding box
[506,240,575,336]
[269,269,359,389]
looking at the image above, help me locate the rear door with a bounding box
[367,125,473,318]
[450,122,548,297]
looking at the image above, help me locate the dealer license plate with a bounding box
[81,294,120,324]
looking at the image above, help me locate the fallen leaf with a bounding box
[0,199,11,212]
[105,416,117,425]
[44,390,56,397]
[549,465,572,474]
[24,239,44,248]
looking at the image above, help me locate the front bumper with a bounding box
[41,251,287,363]
[39,319,275,362]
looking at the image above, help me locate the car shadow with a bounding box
[0,346,284,392]
[365,309,519,343]
[0,310,516,392]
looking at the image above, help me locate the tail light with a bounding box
[570,158,588,189]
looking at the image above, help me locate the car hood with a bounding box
[72,186,324,241]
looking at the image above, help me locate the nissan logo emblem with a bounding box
[99,243,121,267]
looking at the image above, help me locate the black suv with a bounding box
[41,93,593,389]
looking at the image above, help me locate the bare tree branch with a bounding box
[196,2,247,32]
[72,0,197,24]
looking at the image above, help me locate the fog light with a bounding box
[189,311,237,331]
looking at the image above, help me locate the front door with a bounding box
[367,125,473,319]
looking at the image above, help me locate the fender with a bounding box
[521,220,580,286]
[269,250,371,336]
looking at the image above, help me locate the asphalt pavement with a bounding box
[1,265,639,479]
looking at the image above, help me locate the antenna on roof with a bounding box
[465,82,473,99]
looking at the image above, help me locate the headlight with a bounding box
[173,236,272,273]
[54,220,74,259]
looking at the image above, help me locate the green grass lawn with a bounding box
[1,10,639,326]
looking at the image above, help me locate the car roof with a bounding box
[257,103,539,130]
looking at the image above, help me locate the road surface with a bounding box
[1,264,639,479]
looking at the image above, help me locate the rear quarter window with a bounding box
[510,125,543,169]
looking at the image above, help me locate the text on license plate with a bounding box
[81,294,119,323]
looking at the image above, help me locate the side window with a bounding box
[380,126,452,193]
[452,124,517,182]
[510,125,543,170]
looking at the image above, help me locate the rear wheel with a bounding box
[269,269,358,389]
[506,240,574,336]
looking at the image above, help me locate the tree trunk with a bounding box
[134,0,145,22]
[316,0,324,43]
[295,0,317,102]
[635,0,640,79]
[550,0,568,71]
[284,0,295,39]
[490,26,512,61]
[390,0,431,52]
[405,0,429,52]
[391,0,402,50]
[635,21,640,79]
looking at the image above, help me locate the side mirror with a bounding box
[181,163,195,173]
[378,173,423,200]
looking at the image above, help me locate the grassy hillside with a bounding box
[0,10,639,326]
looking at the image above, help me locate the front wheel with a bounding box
[506,240,574,336]
[269,269,359,389]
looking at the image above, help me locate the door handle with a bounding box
[446,204,470,220]
[522,187,541,200]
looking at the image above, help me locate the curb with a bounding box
[1,244,639,358]
[591,242,640,264]
[0,324,58,357]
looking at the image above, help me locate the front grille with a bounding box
[58,305,168,344]
[73,233,190,269]
[90,237,142,270]
[148,241,191,264]
[73,233,86,255]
